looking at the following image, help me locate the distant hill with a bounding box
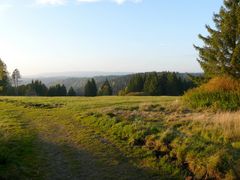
[21,75,133,95]
[21,72,202,95]
[25,71,131,78]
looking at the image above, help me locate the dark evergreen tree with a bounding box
[99,79,113,96]
[26,80,48,96]
[84,79,97,97]
[58,84,67,96]
[48,86,57,96]
[125,72,195,96]
[127,74,144,92]
[48,84,67,96]
[0,59,10,95]
[158,72,168,95]
[67,87,76,96]
[143,72,161,96]
[84,80,91,97]
[12,69,21,96]
[166,73,180,96]
[194,0,240,78]
[91,79,97,96]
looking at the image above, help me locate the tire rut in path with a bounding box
[29,111,155,180]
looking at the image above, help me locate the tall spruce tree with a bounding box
[12,69,21,96]
[0,59,9,95]
[127,74,144,92]
[166,73,181,96]
[143,72,161,96]
[84,79,97,97]
[67,87,76,96]
[99,79,113,96]
[47,84,66,96]
[194,0,240,78]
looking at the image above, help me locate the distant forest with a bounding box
[1,60,197,96]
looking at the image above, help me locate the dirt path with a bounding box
[22,108,155,180]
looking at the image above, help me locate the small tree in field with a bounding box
[12,69,21,95]
[194,0,240,78]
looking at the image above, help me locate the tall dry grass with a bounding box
[200,76,240,92]
[213,111,240,140]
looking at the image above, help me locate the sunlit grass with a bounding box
[0,96,239,179]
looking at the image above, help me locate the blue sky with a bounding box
[0,0,223,76]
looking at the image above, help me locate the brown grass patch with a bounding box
[213,111,240,140]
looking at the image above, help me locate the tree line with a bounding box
[1,59,195,97]
[120,72,195,96]
[0,60,76,96]
[7,79,77,97]
[84,79,113,96]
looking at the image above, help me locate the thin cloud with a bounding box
[36,0,67,5]
[35,0,142,6]
[77,0,143,5]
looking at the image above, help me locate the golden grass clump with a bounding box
[200,75,240,92]
[213,111,240,140]
[184,75,240,111]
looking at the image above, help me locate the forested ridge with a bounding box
[0,62,197,97]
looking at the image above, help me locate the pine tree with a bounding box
[32,80,48,96]
[84,79,97,97]
[67,87,76,96]
[48,86,56,96]
[166,73,180,96]
[47,84,66,96]
[99,79,113,96]
[91,79,97,96]
[127,74,144,93]
[0,59,9,95]
[158,72,168,95]
[194,0,240,78]
[143,72,161,96]
[12,69,21,95]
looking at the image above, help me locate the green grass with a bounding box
[0,96,239,179]
[184,89,240,111]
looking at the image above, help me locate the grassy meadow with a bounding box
[0,96,240,179]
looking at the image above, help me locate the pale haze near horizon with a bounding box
[0,0,222,76]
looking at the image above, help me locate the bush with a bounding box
[184,76,240,111]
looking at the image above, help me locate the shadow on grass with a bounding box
[0,137,161,180]
[37,140,161,180]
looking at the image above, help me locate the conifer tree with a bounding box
[158,72,168,95]
[26,80,48,96]
[47,84,66,96]
[91,79,97,96]
[99,79,112,96]
[12,69,21,96]
[194,0,240,78]
[127,74,144,92]
[84,79,97,97]
[67,87,76,96]
[143,72,161,96]
[0,59,9,95]
[166,73,181,96]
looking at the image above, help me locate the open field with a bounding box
[0,96,240,179]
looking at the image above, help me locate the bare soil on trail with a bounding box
[24,109,156,180]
